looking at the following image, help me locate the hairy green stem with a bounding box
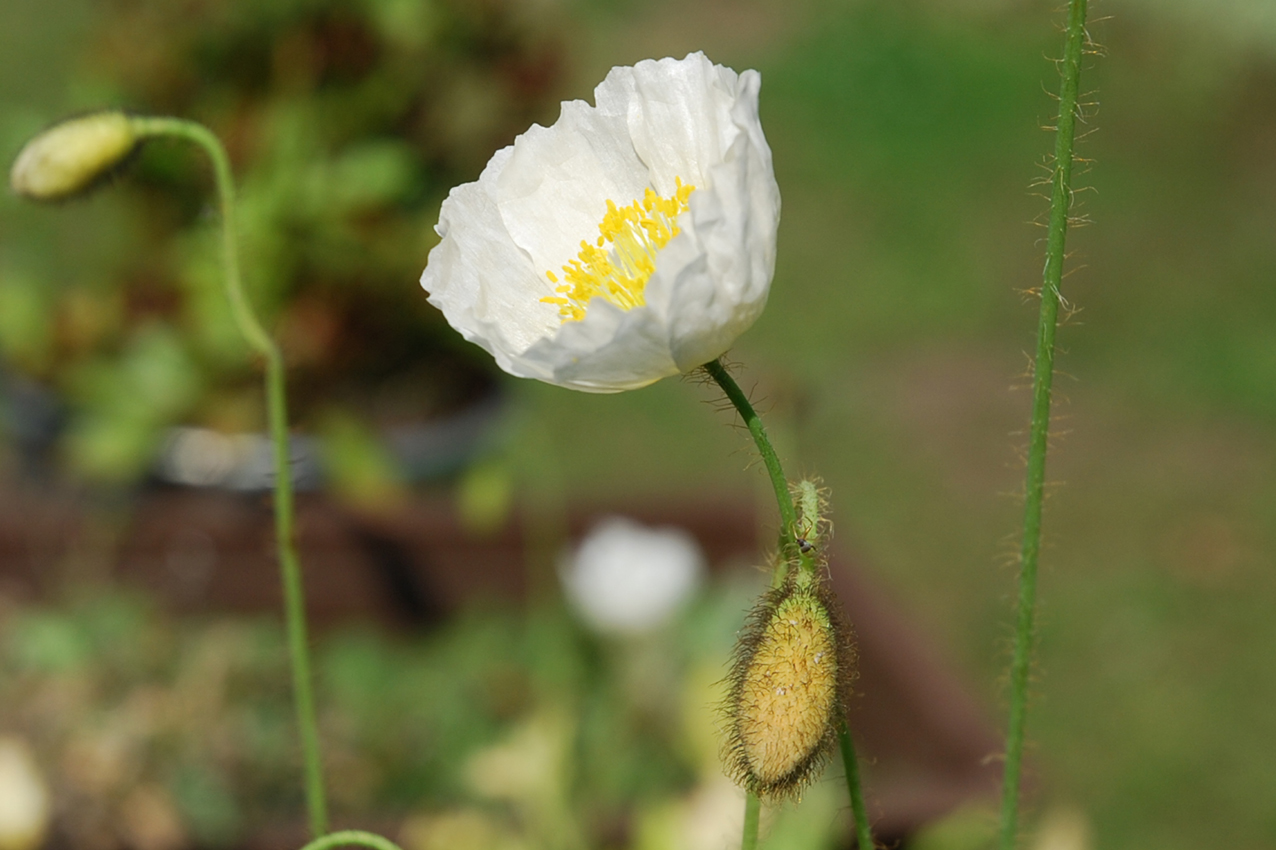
[703,358,870,850]
[839,722,874,849]
[298,831,404,850]
[130,117,329,838]
[702,360,796,556]
[702,359,813,578]
[998,1,1089,847]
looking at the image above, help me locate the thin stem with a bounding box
[839,722,874,849]
[129,116,329,838]
[998,1,1089,848]
[741,792,761,850]
[128,118,274,355]
[701,359,811,577]
[298,831,405,850]
[703,358,870,850]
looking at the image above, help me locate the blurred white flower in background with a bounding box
[421,52,780,392]
[560,516,705,635]
[0,738,50,850]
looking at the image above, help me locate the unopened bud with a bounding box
[722,570,855,799]
[10,111,138,201]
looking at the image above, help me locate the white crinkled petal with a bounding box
[519,298,680,392]
[422,147,558,377]
[669,112,778,369]
[619,60,778,371]
[493,100,651,278]
[596,53,740,194]
[420,52,780,392]
[599,55,778,372]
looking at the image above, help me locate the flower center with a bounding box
[541,177,694,322]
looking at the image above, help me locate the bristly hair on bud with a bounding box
[10,111,139,202]
[791,477,831,554]
[721,567,856,800]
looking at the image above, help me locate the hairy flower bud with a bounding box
[10,111,138,201]
[722,569,855,799]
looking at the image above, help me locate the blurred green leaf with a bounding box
[7,612,92,674]
[365,0,440,50]
[170,765,242,848]
[320,140,417,211]
[457,455,514,536]
[0,269,53,371]
[317,409,404,507]
[909,805,998,850]
[63,324,201,480]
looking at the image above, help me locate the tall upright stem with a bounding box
[703,358,872,850]
[130,117,330,838]
[997,1,1089,847]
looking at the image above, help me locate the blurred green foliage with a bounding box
[4,0,1276,849]
[0,577,850,850]
[1,0,573,484]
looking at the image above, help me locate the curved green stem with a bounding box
[701,359,813,580]
[998,1,1089,847]
[298,832,404,850]
[129,116,329,838]
[703,358,871,850]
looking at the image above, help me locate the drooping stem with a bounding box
[129,117,329,838]
[703,358,870,850]
[998,1,1089,847]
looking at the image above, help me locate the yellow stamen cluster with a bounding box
[541,178,695,322]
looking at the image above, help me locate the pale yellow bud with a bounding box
[722,571,856,799]
[10,111,138,201]
[736,592,838,785]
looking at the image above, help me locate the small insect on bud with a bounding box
[722,569,855,799]
[791,478,831,554]
[9,111,139,202]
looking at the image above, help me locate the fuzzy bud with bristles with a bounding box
[791,477,831,554]
[10,111,138,202]
[722,569,855,799]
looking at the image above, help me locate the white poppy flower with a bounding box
[560,516,705,635]
[420,52,780,392]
